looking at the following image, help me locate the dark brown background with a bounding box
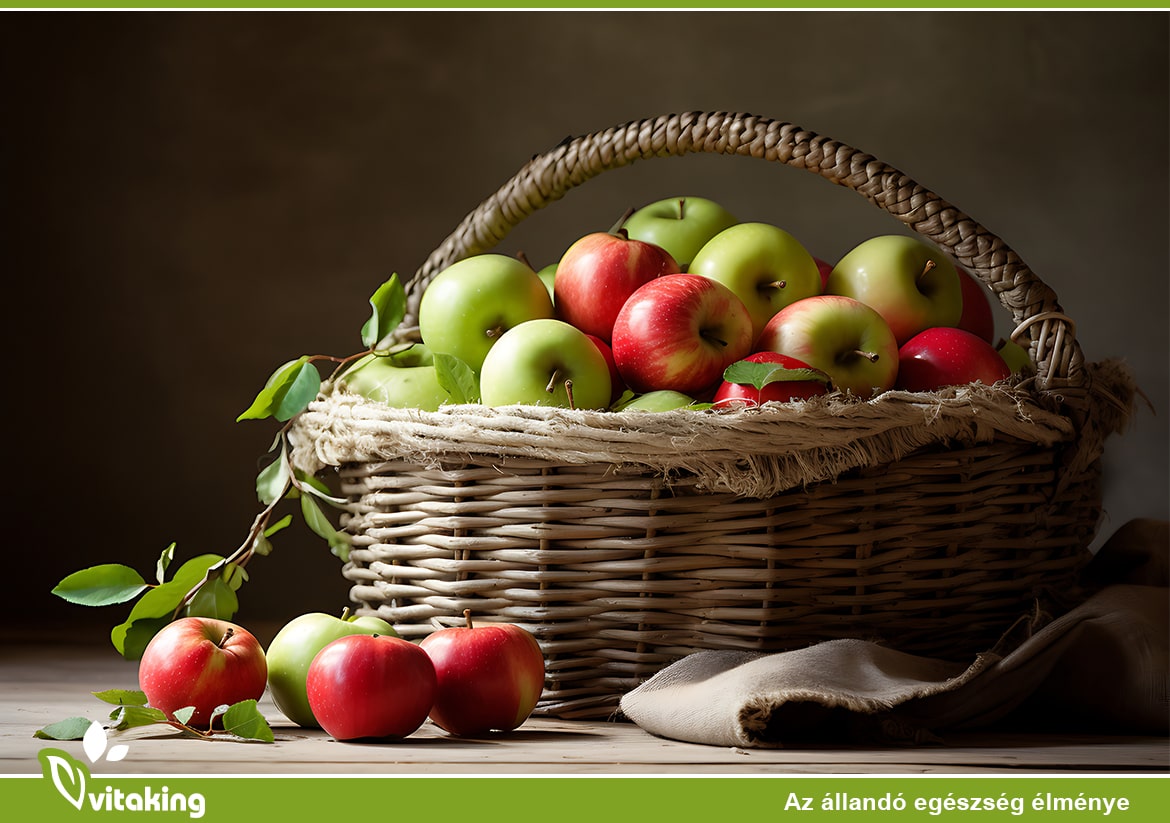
[3,11,1167,643]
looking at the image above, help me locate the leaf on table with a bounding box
[220,700,275,743]
[91,689,148,707]
[33,717,94,741]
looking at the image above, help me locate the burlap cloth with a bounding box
[619,518,1169,746]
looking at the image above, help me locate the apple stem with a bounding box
[545,369,563,394]
[768,280,787,291]
[217,627,235,649]
[702,331,729,348]
[853,350,881,363]
[609,207,635,235]
[463,609,474,630]
[564,379,576,410]
[515,250,534,271]
[340,606,351,621]
[676,197,686,220]
[486,324,506,340]
[918,259,937,287]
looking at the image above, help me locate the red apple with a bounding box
[896,327,1012,392]
[611,273,754,396]
[553,230,680,343]
[585,333,625,403]
[814,256,835,290]
[138,617,267,727]
[956,266,997,343]
[712,351,831,408]
[756,295,899,400]
[419,610,546,737]
[306,633,437,741]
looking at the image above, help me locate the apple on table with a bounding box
[620,195,738,271]
[265,608,398,729]
[826,235,962,345]
[138,617,268,728]
[419,610,546,737]
[689,222,822,345]
[306,633,437,741]
[611,273,755,398]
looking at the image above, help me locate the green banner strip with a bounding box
[5,774,1170,822]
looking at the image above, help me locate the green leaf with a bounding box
[92,689,148,707]
[51,564,148,607]
[360,273,408,350]
[220,700,275,743]
[110,554,224,659]
[294,469,348,507]
[155,543,175,585]
[301,495,351,563]
[184,575,239,621]
[34,717,94,740]
[109,705,170,731]
[264,514,293,537]
[722,359,832,391]
[256,449,291,506]
[172,706,197,726]
[433,352,480,404]
[274,360,322,422]
[236,357,321,423]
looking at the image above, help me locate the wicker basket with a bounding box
[288,111,1136,720]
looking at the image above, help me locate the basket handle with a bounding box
[403,111,1084,392]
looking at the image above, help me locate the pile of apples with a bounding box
[137,609,546,741]
[342,195,1029,413]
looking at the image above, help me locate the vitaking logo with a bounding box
[37,722,206,818]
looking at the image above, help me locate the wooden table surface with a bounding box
[4,633,1167,776]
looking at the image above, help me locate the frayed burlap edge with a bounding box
[285,359,1135,499]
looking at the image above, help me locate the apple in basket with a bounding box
[265,608,398,729]
[306,633,437,741]
[896,326,1012,392]
[419,610,546,737]
[688,221,822,345]
[619,195,739,271]
[712,351,831,408]
[479,318,613,409]
[138,617,268,727]
[825,234,963,345]
[417,253,554,373]
[553,229,680,343]
[956,265,997,344]
[338,345,455,411]
[611,273,754,397]
[756,294,899,400]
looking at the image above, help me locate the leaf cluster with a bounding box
[35,689,274,744]
[50,273,422,660]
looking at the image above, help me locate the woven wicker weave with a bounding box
[288,112,1136,720]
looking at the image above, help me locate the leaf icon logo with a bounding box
[80,719,129,763]
[37,747,90,811]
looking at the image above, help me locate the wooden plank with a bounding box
[3,642,1167,775]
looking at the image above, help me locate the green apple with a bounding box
[612,389,697,412]
[621,196,738,270]
[689,222,822,345]
[338,345,454,410]
[826,235,962,345]
[266,608,398,729]
[479,318,612,409]
[996,337,1034,375]
[537,263,557,302]
[418,254,555,373]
